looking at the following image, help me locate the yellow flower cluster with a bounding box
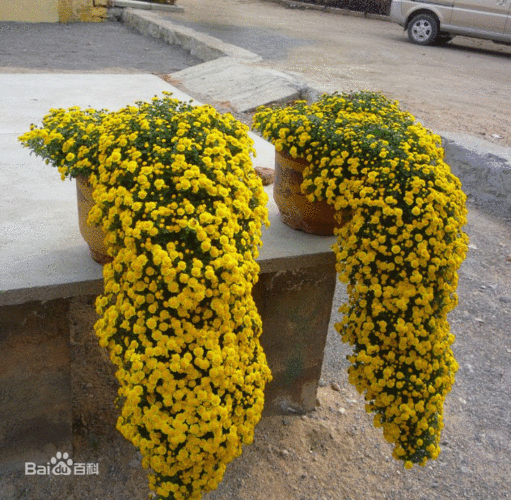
[253,91,468,468]
[20,94,272,499]
[18,106,108,180]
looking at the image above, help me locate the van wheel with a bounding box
[407,14,439,45]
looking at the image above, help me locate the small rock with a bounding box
[474,317,485,323]
[254,166,274,185]
[338,407,346,414]
[491,134,501,139]
[461,466,471,473]
[330,382,341,392]
[318,380,327,387]
[459,397,467,404]
[316,397,321,407]
[301,415,308,420]
[498,296,511,304]
[468,244,478,250]
[281,449,289,457]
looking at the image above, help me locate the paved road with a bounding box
[161,0,511,147]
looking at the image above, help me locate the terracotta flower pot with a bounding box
[273,150,345,236]
[75,175,112,265]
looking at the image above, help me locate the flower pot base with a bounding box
[76,175,112,265]
[278,212,339,236]
[274,151,344,236]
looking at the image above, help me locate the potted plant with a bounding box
[253,90,469,468]
[18,105,115,262]
[19,93,272,499]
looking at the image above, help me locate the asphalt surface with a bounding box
[0,19,202,73]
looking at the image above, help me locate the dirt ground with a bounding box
[1,2,511,499]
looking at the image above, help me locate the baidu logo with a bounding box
[51,451,73,475]
[25,452,99,476]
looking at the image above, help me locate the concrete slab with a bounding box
[0,74,196,304]
[170,57,308,113]
[0,73,337,306]
[0,73,195,135]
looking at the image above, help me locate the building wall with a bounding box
[0,0,108,22]
[0,0,59,22]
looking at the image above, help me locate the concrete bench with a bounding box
[0,181,337,473]
[0,73,337,473]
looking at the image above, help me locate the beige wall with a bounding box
[0,0,59,22]
[0,0,108,22]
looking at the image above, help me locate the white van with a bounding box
[390,0,511,46]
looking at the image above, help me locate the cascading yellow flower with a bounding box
[253,90,468,468]
[19,94,272,500]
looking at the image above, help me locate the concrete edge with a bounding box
[0,254,336,307]
[121,8,263,63]
[0,280,104,307]
[112,0,185,14]
[440,131,511,219]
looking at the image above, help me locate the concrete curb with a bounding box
[111,0,185,13]
[121,8,262,63]
[441,132,511,219]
